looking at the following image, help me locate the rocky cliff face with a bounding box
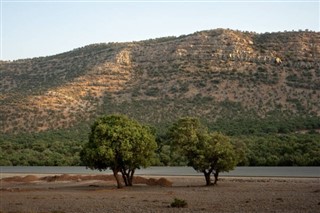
[1,29,319,133]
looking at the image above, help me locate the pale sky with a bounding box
[1,0,319,60]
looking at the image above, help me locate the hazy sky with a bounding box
[1,0,319,60]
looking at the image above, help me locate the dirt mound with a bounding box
[133,176,172,187]
[156,177,172,187]
[85,175,115,181]
[146,178,158,186]
[133,176,148,184]
[40,175,61,182]
[40,174,116,182]
[1,176,21,182]
[40,174,79,182]
[21,175,39,182]
[1,174,172,186]
[2,175,39,183]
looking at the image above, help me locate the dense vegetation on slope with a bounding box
[0,29,319,166]
[1,115,319,166]
[0,126,88,165]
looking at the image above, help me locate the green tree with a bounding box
[169,117,237,185]
[80,114,157,188]
[208,132,238,184]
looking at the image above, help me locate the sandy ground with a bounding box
[0,174,319,213]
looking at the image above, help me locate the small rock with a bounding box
[276,198,284,202]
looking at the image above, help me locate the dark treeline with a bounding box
[0,127,88,166]
[240,134,320,166]
[154,133,320,167]
[0,115,319,166]
[209,114,320,136]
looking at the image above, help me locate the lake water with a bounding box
[0,166,319,177]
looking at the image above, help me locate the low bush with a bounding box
[170,198,188,208]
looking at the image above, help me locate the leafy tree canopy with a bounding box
[169,117,237,185]
[80,114,157,188]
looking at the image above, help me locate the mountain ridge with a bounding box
[1,28,319,134]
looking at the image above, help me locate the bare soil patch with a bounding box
[0,175,319,213]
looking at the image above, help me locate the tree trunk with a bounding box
[204,171,212,186]
[113,170,123,189]
[121,169,135,186]
[213,171,219,185]
[121,171,129,186]
[128,169,135,186]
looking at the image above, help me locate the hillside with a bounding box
[1,28,320,134]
